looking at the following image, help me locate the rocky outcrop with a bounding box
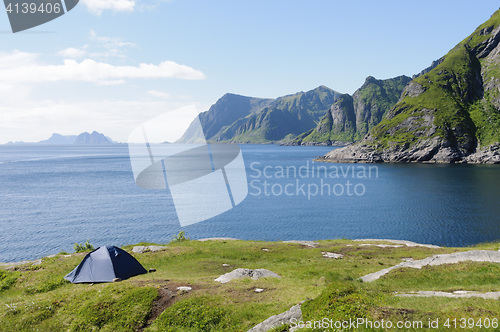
[321,10,500,164]
[214,268,281,283]
[360,250,500,282]
[396,290,500,299]
[295,76,411,145]
[247,304,302,332]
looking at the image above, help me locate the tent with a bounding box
[64,246,148,283]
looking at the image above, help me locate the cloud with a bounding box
[57,47,87,59]
[58,31,135,60]
[0,50,38,68]
[0,51,206,85]
[81,0,135,14]
[148,90,172,99]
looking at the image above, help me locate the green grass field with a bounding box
[1,239,499,331]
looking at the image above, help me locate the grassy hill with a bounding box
[1,238,499,331]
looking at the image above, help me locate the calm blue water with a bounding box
[0,144,499,262]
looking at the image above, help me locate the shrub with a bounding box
[74,240,94,253]
[170,231,190,243]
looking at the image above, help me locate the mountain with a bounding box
[38,133,78,144]
[291,75,411,145]
[3,132,116,145]
[74,131,114,145]
[320,9,500,164]
[177,93,274,143]
[178,86,342,143]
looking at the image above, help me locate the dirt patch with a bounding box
[137,280,204,331]
[372,307,419,320]
[146,287,176,326]
[465,306,496,315]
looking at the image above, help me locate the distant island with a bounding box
[6,131,117,145]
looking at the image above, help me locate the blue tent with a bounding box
[64,246,147,283]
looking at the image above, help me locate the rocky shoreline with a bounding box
[316,142,500,164]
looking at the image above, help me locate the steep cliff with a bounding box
[320,10,500,164]
[293,76,410,145]
[178,86,342,143]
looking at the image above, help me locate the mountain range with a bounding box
[179,80,410,145]
[180,9,500,164]
[6,131,116,145]
[178,86,343,143]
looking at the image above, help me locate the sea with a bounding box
[1,144,499,262]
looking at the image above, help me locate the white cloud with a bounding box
[148,90,172,99]
[0,51,206,85]
[81,0,135,14]
[58,31,135,60]
[0,50,38,68]
[57,47,87,59]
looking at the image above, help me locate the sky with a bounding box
[0,0,499,143]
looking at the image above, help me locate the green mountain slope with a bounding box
[178,86,342,143]
[321,9,500,164]
[293,76,411,145]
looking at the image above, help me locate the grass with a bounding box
[0,239,499,331]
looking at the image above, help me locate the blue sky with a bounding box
[0,0,499,143]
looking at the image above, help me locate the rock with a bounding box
[32,259,42,266]
[396,290,500,300]
[360,250,500,282]
[359,244,403,248]
[321,252,343,259]
[353,239,441,249]
[261,248,270,252]
[148,268,156,273]
[247,304,302,332]
[176,286,192,294]
[254,288,264,293]
[0,259,43,269]
[282,240,319,248]
[197,237,239,241]
[112,278,122,282]
[465,144,500,164]
[132,245,168,254]
[148,246,167,252]
[132,246,147,254]
[401,82,426,98]
[215,268,281,284]
[222,264,230,267]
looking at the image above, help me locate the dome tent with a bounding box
[64,246,147,283]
